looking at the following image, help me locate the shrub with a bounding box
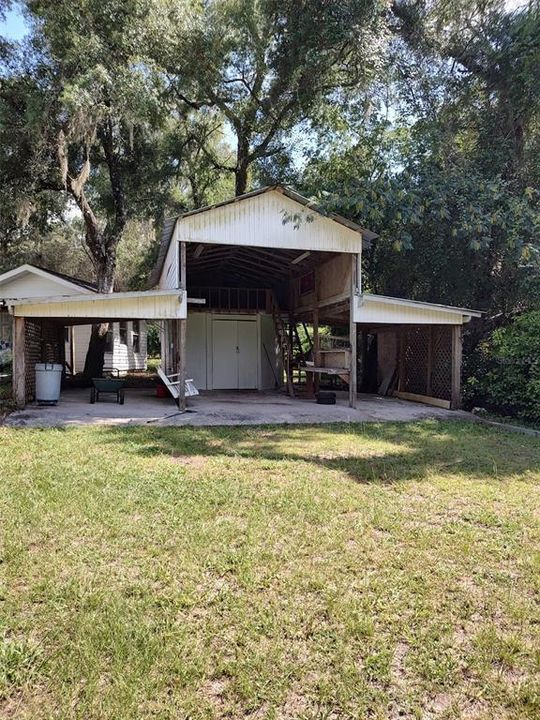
[465,311,540,422]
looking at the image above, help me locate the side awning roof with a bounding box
[354,294,482,325]
[5,288,198,322]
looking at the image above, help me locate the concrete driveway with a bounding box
[4,388,464,428]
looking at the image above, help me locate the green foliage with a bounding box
[466,312,540,422]
[146,321,161,357]
[157,0,388,194]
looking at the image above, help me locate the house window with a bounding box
[105,326,114,352]
[119,321,128,345]
[132,320,140,354]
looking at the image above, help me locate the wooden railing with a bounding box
[188,286,270,312]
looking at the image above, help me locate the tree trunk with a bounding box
[235,134,250,196]
[235,161,249,196]
[82,248,116,380]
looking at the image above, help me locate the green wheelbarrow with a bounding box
[90,370,125,404]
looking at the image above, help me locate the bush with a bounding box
[465,311,540,422]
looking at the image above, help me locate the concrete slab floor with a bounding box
[3,388,467,428]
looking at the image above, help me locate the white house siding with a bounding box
[67,322,147,374]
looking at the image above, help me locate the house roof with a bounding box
[149,185,379,287]
[0,264,97,295]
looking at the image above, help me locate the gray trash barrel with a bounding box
[35,363,63,405]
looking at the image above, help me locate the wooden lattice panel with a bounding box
[400,325,453,401]
[402,327,430,395]
[431,327,452,400]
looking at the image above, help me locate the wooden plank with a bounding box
[349,254,357,408]
[13,315,26,408]
[306,366,350,375]
[394,391,451,409]
[451,324,462,409]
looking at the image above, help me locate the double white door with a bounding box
[212,319,258,389]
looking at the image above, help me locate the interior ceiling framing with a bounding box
[186,242,336,287]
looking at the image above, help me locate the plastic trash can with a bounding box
[35,363,63,405]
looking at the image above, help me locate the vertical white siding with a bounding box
[186,313,208,389]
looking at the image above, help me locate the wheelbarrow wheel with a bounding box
[90,387,96,404]
[119,389,125,405]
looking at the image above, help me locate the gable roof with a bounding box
[150,185,378,287]
[0,264,97,296]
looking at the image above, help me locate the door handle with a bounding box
[236,346,240,353]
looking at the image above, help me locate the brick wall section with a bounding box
[24,320,65,400]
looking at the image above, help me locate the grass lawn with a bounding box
[1,421,539,719]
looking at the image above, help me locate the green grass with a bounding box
[1,421,539,719]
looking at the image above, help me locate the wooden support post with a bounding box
[288,270,295,392]
[12,315,26,408]
[451,324,463,409]
[177,318,187,412]
[349,254,357,409]
[312,267,320,395]
[312,307,320,395]
[179,241,186,289]
[177,241,187,411]
[70,327,76,376]
[426,326,433,397]
[398,328,406,392]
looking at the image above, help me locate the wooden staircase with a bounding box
[269,293,295,397]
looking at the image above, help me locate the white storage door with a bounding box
[212,318,258,389]
[237,320,258,389]
[212,319,239,388]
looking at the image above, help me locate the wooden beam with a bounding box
[451,324,462,409]
[13,315,26,408]
[177,317,187,412]
[394,391,451,410]
[349,254,358,408]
